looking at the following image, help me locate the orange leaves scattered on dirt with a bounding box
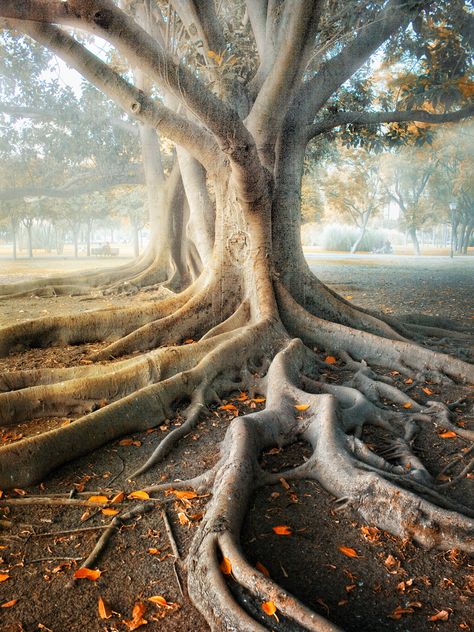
[360,526,381,542]
[396,578,414,592]
[119,438,142,447]
[127,490,150,500]
[0,573,10,582]
[294,403,310,411]
[261,601,279,621]
[73,567,101,581]
[438,431,457,439]
[236,391,248,401]
[87,495,109,504]
[256,561,270,577]
[272,525,292,536]
[98,596,112,619]
[338,546,359,558]
[1,599,17,608]
[124,602,147,630]
[219,557,232,575]
[325,356,337,364]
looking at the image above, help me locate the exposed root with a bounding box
[1,274,473,630]
[0,282,197,357]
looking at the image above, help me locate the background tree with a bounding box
[0,2,473,630]
[322,147,387,253]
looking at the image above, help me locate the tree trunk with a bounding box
[350,210,370,254]
[408,225,420,256]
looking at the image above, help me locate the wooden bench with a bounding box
[91,246,119,256]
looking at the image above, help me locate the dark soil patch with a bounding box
[0,260,473,632]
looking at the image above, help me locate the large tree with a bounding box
[0,1,473,630]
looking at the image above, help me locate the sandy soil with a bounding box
[0,256,472,632]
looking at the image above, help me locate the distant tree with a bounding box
[322,147,387,252]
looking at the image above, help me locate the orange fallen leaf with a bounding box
[177,512,190,525]
[168,489,197,500]
[101,508,119,516]
[98,596,112,619]
[148,595,176,608]
[0,574,10,582]
[404,377,414,384]
[388,605,415,620]
[294,403,310,411]
[439,431,457,439]
[128,490,150,500]
[338,546,359,558]
[428,610,450,621]
[421,387,433,395]
[219,403,238,412]
[345,295,353,300]
[124,602,147,630]
[110,491,125,504]
[272,525,292,536]
[184,339,195,344]
[1,599,17,608]
[279,477,290,490]
[87,495,109,504]
[252,397,266,403]
[360,526,381,542]
[119,438,142,447]
[237,392,248,401]
[219,557,232,575]
[261,601,278,621]
[325,356,337,364]
[256,561,270,577]
[73,567,101,580]
[13,488,27,496]
[403,402,413,409]
[148,548,161,555]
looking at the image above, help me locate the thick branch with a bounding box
[307,105,474,141]
[246,1,322,164]
[295,0,424,125]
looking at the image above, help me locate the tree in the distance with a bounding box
[0,2,473,629]
[322,147,387,253]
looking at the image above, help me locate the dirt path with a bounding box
[0,257,473,632]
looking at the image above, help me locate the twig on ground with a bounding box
[161,508,180,559]
[79,501,155,571]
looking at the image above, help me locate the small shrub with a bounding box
[320,224,387,252]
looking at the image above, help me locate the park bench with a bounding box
[91,246,119,256]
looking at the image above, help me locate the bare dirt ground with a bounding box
[0,255,473,632]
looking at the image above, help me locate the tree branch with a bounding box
[10,19,218,171]
[295,0,424,126]
[306,105,474,141]
[246,1,323,166]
